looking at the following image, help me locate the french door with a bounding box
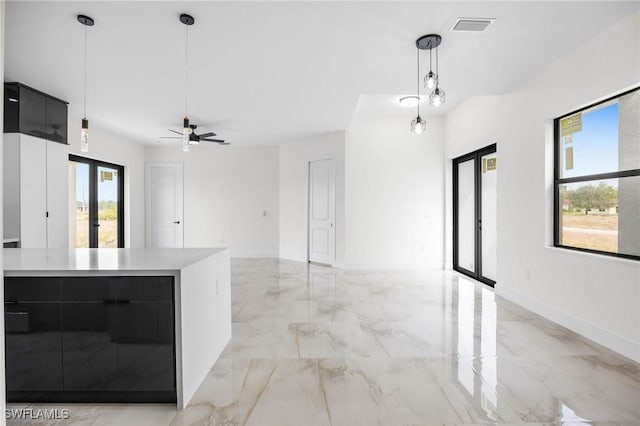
[69,155,124,248]
[453,144,497,287]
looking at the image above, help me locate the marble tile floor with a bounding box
[8,258,640,425]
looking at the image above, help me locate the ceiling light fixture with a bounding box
[410,48,426,134]
[417,34,446,108]
[180,13,195,152]
[77,14,94,153]
[398,96,422,108]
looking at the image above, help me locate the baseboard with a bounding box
[496,286,640,363]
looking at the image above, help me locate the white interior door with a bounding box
[146,162,184,248]
[308,158,335,264]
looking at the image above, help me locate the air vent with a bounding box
[451,18,495,32]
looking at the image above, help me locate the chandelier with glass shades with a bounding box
[410,34,446,134]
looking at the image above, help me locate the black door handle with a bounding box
[173,221,181,224]
[93,222,101,227]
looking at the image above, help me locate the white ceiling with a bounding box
[5,1,639,146]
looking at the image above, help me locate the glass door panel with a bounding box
[457,159,476,273]
[68,156,124,248]
[453,144,497,287]
[69,161,90,248]
[97,166,119,248]
[480,152,498,281]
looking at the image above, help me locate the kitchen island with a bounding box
[3,248,231,409]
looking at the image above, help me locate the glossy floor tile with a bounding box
[8,258,640,425]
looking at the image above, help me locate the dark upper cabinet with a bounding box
[45,96,68,144]
[3,82,68,145]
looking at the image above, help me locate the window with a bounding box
[69,155,124,248]
[554,87,640,260]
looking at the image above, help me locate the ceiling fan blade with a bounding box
[201,138,226,143]
[159,136,182,139]
[198,132,217,138]
[168,129,183,135]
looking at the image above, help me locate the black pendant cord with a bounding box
[429,45,433,73]
[416,48,420,117]
[83,25,87,118]
[184,24,189,118]
[435,44,439,89]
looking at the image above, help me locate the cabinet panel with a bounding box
[5,302,63,391]
[4,84,20,133]
[3,134,22,241]
[45,97,68,144]
[109,276,173,301]
[19,86,47,137]
[46,140,70,248]
[61,302,118,391]
[5,276,60,301]
[113,302,175,391]
[19,135,48,248]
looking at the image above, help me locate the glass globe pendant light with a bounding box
[424,45,438,90]
[78,15,94,152]
[180,14,195,152]
[428,42,445,107]
[410,48,426,134]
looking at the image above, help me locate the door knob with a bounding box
[173,221,181,224]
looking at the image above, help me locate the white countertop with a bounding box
[3,248,227,274]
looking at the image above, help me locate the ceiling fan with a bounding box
[161,124,229,145]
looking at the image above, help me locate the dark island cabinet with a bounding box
[4,276,176,403]
[4,82,68,144]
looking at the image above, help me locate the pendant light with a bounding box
[180,13,195,152]
[78,14,94,152]
[428,42,445,107]
[424,44,438,90]
[416,34,446,108]
[410,48,426,134]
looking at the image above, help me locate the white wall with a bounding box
[345,111,445,269]
[0,1,7,420]
[68,125,146,248]
[279,132,345,264]
[444,10,640,361]
[145,145,279,258]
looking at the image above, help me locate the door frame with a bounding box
[452,144,496,287]
[306,156,336,266]
[69,154,125,248]
[145,162,184,248]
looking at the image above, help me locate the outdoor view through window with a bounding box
[69,159,120,248]
[555,88,640,259]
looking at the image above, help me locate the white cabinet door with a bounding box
[46,141,69,248]
[3,134,21,240]
[19,135,47,248]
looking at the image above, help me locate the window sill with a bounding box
[546,246,640,265]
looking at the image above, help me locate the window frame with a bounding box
[553,86,640,261]
[69,154,125,248]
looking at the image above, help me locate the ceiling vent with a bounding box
[451,18,495,32]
